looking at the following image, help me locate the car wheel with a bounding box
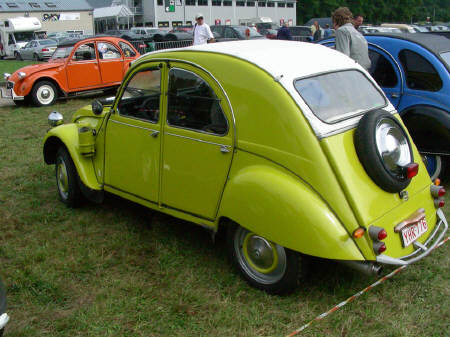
[14,52,22,60]
[33,53,40,61]
[227,222,300,295]
[31,81,57,106]
[55,147,82,207]
[354,111,414,193]
[422,154,443,181]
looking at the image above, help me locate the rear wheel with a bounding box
[31,81,57,106]
[227,222,301,295]
[55,147,83,207]
[33,53,40,61]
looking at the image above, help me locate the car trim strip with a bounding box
[109,118,158,130]
[166,132,230,148]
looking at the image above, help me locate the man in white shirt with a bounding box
[193,13,214,45]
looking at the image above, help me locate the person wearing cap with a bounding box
[193,13,214,45]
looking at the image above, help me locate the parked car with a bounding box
[42,40,447,294]
[289,25,313,41]
[318,33,450,179]
[0,277,8,337]
[3,36,140,106]
[210,25,264,40]
[380,23,416,33]
[15,39,57,61]
[121,27,167,42]
[258,28,278,39]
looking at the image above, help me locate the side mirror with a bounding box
[92,100,103,115]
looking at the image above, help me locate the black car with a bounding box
[289,26,313,41]
[210,25,264,40]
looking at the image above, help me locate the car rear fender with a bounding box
[401,105,450,155]
[43,124,101,191]
[217,154,366,261]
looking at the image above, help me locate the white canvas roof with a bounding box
[93,5,133,19]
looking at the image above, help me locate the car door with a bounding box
[66,42,101,90]
[97,41,124,85]
[367,45,403,108]
[161,63,234,220]
[104,63,164,203]
[21,41,33,59]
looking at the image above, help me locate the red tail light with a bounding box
[438,188,446,197]
[405,163,419,179]
[378,243,386,254]
[369,226,388,241]
[377,229,387,240]
[42,48,49,51]
[373,242,386,255]
[434,199,445,208]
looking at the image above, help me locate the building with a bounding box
[0,0,94,34]
[88,0,296,31]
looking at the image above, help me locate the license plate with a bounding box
[401,217,428,247]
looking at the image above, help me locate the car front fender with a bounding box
[15,72,65,97]
[401,105,450,155]
[218,157,366,261]
[43,124,101,191]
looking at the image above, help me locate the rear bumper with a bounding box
[376,208,448,265]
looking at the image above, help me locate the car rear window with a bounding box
[294,70,386,124]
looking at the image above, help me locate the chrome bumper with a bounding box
[0,313,9,330]
[0,82,24,101]
[377,208,448,265]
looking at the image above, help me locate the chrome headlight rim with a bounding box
[48,111,64,127]
[17,72,26,80]
[374,116,413,181]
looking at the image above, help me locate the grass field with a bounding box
[0,61,449,337]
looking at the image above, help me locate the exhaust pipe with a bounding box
[339,260,383,276]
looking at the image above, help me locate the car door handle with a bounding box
[391,93,400,98]
[150,130,159,138]
[220,145,230,153]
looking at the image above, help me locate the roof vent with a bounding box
[6,2,19,8]
[45,2,57,7]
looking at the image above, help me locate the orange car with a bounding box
[3,36,140,106]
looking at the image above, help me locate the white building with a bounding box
[88,0,296,30]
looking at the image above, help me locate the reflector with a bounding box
[405,163,419,179]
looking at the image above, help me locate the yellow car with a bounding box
[43,40,448,294]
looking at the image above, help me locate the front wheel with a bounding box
[31,81,57,106]
[55,147,83,207]
[227,223,301,295]
[33,53,40,61]
[422,154,444,181]
[14,52,22,61]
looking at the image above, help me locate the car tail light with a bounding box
[42,48,49,52]
[373,242,386,255]
[139,44,146,48]
[431,185,446,197]
[434,199,445,208]
[353,227,366,239]
[369,226,387,241]
[404,163,419,179]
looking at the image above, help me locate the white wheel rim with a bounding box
[36,85,55,105]
[56,159,69,200]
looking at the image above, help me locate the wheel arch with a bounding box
[400,104,450,155]
[216,162,366,261]
[43,125,102,192]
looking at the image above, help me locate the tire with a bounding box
[31,80,57,106]
[226,222,300,295]
[55,147,83,208]
[33,53,40,61]
[354,111,413,193]
[15,52,22,61]
[422,154,444,181]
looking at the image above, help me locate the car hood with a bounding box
[12,62,62,78]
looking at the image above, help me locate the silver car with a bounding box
[17,39,58,61]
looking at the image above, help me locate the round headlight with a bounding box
[18,72,26,79]
[375,117,412,178]
[48,111,63,127]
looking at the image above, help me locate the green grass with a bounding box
[0,60,39,77]
[0,93,449,336]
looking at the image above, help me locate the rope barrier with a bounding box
[286,236,450,337]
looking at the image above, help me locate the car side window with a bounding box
[224,28,236,39]
[368,50,398,88]
[167,68,228,135]
[398,49,443,91]
[97,42,121,59]
[72,43,96,61]
[117,68,161,123]
[119,42,136,57]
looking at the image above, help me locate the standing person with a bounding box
[332,7,371,70]
[193,13,214,46]
[277,23,292,40]
[353,14,364,30]
[323,24,332,38]
[312,21,321,41]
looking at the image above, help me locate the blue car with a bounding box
[319,33,450,179]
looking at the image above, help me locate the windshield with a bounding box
[14,31,35,43]
[294,70,386,124]
[234,26,262,38]
[440,51,450,68]
[51,46,73,59]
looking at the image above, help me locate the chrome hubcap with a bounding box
[57,160,69,200]
[37,85,54,105]
[234,227,287,285]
